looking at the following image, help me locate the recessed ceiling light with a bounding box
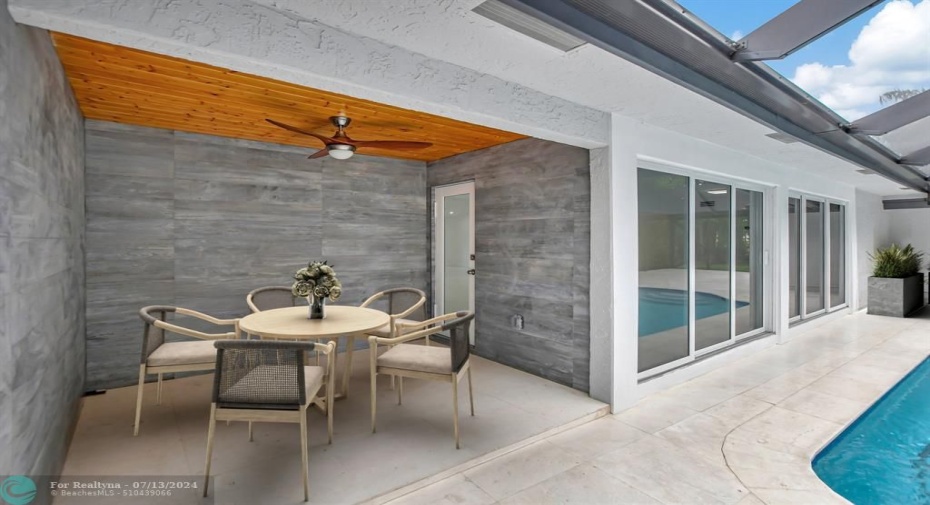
[765,132,800,144]
[855,169,874,175]
[706,189,729,195]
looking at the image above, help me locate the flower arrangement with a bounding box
[292,260,342,302]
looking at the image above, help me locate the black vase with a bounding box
[308,296,326,319]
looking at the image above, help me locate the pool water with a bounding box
[638,287,747,337]
[813,357,930,505]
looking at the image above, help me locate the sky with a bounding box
[680,0,930,120]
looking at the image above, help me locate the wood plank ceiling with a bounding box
[51,33,526,162]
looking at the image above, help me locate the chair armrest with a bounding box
[394,312,460,333]
[368,324,442,347]
[313,340,337,355]
[176,307,238,326]
[153,319,238,340]
[359,291,383,309]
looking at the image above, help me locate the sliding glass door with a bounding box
[830,204,846,308]
[638,165,768,376]
[736,189,765,335]
[805,199,826,316]
[637,169,690,372]
[789,194,848,323]
[788,198,801,320]
[694,180,732,351]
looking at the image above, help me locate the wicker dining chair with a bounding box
[134,306,238,436]
[360,287,427,339]
[359,288,427,388]
[203,338,336,502]
[369,311,475,449]
[246,286,297,313]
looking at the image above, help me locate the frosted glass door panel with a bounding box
[443,194,471,313]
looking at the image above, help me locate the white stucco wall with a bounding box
[856,190,893,310]
[598,114,863,410]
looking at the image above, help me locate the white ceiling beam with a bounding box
[731,0,881,62]
[847,90,930,136]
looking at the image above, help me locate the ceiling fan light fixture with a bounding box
[327,144,356,160]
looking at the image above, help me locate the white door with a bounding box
[434,181,476,344]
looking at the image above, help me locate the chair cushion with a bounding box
[304,366,325,399]
[146,340,217,367]
[367,318,420,338]
[378,344,451,374]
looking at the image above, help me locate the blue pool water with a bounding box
[813,357,930,505]
[638,287,747,337]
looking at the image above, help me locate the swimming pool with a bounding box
[813,357,930,504]
[638,287,747,336]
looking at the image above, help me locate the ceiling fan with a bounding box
[265,115,433,160]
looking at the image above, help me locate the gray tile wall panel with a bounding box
[427,138,591,391]
[84,121,428,389]
[0,4,85,478]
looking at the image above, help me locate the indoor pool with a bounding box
[813,357,930,505]
[638,287,747,336]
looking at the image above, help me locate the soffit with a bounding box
[52,32,526,163]
[253,0,909,196]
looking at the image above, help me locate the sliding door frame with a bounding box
[789,191,849,325]
[638,160,771,379]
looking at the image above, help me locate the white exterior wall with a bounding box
[596,114,867,411]
[856,191,893,310]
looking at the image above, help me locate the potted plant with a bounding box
[292,260,342,319]
[867,244,925,317]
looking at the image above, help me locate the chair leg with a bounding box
[397,376,403,405]
[248,421,253,442]
[452,376,460,449]
[467,367,475,416]
[300,407,310,502]
[203,404,217,497]
[156,373,163,405]
[133,365,146,436]
[370,355,378,434]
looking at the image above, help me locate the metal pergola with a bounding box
[500,0,930,198]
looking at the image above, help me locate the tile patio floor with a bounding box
[57,347,604,505]
[381,310,930,505]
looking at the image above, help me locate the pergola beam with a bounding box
[901,145,930,167]
[847,90,930,135]
[732,0,881,62]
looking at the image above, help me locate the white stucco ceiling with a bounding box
[8,0,916,196]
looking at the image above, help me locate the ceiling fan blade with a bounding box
[266,119,334,145]
[349,140,433,150]
[307,149,329,159]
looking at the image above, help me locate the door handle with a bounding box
[467,269,476,275]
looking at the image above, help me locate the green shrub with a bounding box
[870,244,923,278]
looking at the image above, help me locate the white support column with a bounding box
[774,185,790,343]
[588,113,641,412]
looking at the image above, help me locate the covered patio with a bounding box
[61,350,604,504]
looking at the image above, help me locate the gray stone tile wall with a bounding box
[84,121,428,390]
[0,3,86,477]
[427,138,591,391]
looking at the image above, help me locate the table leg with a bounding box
[340,335,355,398]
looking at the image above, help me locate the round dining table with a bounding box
[238,305,390,400]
